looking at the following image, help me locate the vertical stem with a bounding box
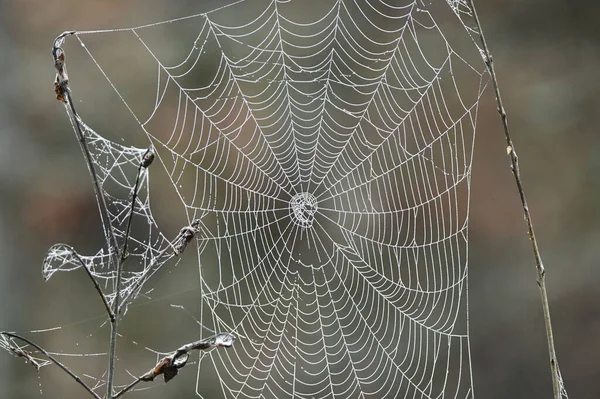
[121,163,144,259]
[53,30,120,267]
[107,157,147,398]
[54,32,126,398]
[465,1,564,398]
[65,89,121,399]
[64,94,120,262]
[106,266,121,399]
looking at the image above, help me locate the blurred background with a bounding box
[1,0,599,397]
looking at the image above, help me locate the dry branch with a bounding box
[465,1,567,398]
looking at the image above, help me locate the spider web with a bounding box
[40,0,488,397]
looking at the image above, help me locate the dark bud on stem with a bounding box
[54,51,65,73]
[54,78,68,103]
[53,49,69,103]
[141,147,155,168]
[140,352,189,383]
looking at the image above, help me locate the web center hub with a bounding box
[290,192,318,228]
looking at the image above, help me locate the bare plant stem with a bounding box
[121,153,149,259]
[53,31,130,398]
[107,164,147,398]
[113,378,143,399]
[1,332,102,399]
[465,1,564,398]
[49,32,221,399]
[68,246,114,320]
[106,267,121,398]
[106,152,149,398]
[62,85,124,396]
[53,34,120,263]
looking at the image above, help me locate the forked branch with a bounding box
[54,32,121,398]
[109,145,154,396]
[52,32,158,398]
[1,28,235,399]
[465,1,566,398]
[60,245,114,321]
[1,332,102,399]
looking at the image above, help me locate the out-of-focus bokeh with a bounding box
[1,1,599,398]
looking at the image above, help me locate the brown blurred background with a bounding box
[1,0,599,398]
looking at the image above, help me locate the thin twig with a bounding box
[465,1,565,398]
[1,332,102,399]
[106,147,153,397]
[115,145,154,318]
[113,333,236,398]
[118,218,202,313]
[113,378,143,399]
[121,147,154,260]
[117,247,175,314]
[53,32,120,265]
[68,245,115,321]
[53,34,155,398]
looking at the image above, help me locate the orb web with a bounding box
[41,0,488,397]
[290,192,318,228]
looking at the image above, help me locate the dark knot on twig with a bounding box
[173,219,202,256]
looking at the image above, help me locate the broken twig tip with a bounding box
[137,332,235,385]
